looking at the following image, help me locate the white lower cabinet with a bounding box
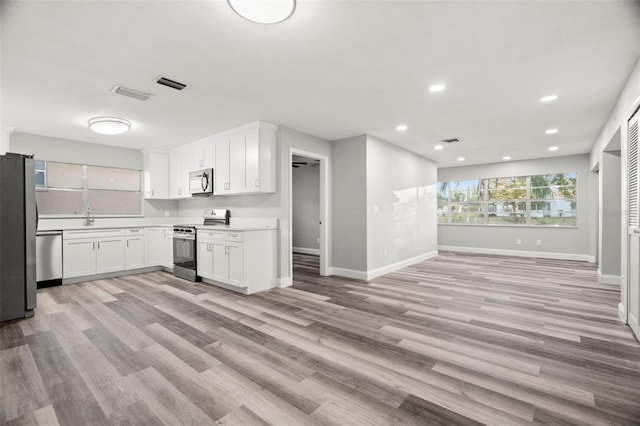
[125,229,145,270]
[197,229,275,294]
[63,229,126,279]
[162,227,174,268]
[145,228,163,267]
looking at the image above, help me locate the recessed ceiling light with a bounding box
[396,124,408,132]
[548,146,559,151]
[540,94,558,102]
[502,156,511,160]
[545,128,558,134]
[227,0,296,24]
[88,117,131,135]
[434,145,444,150]
[457,157,465,162]
[429,84,446,93]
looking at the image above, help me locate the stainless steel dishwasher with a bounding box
[36,230,63,288]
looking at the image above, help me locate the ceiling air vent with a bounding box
[111,85,152,101]
[439,137,462,144]
[156,76,187,91]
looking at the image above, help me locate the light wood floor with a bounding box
[2,251,640,425]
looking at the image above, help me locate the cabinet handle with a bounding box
[151,189,155,196]
[98,241,100,250]
[225,246,228,255]
[127,240,129,248]
[255,178,259,188]
[93,241,95,250]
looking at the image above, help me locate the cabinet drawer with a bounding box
[226,232,243,242]
[126,228,144,235]
[64,229,124,239]
[198,230,226,241]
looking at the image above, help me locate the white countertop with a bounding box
[37,216,278,233]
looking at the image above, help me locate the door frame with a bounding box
[621,95,640,325]
[289,148,330,279]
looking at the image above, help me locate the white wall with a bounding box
[366,135,437,271]
[292,164,320,252]
[600,151,622,277]
[0,126,13,154]
[331,135,368,272]
[438,154,593,261]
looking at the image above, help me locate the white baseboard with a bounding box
[618,302,626,323]
[329,267,368,281]
[330,250,439,281]
[292,247,320,256]
[365,250,439,280]
[597,270,621,285]
[438,245,595,263]
[277,277,292,288]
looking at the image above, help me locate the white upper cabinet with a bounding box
[213,121,277,196]
[142,149,169,199]
[189,137,214,171]
[169,147,189,199]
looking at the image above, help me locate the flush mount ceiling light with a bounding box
[545,128,558,134]
[228,0,296,24]
[540,94,558,102]
[502,155,511,160]
[434,145,444,150]
[548,146,559,151]
[88,116,131,135]
[457,157,465,162]
[429,84,446,93]
[396,124,408,132]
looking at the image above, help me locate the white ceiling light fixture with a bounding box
[88,116,131,135]
[545,128,558,134]
[434,145,444,150]
[457,157,465,162]
[228,0,296,24]
[429,84,446,93]
[540,94,558,102]
[396,124,408,132]
[548,146,559,151]
[502,155,511,160]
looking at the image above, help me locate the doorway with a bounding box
[289,149,329,283]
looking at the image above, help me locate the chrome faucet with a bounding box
[85,203,94,226]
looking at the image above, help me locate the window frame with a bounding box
[437,172,578,228]
[35,160,144,218]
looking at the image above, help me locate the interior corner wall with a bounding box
[600,151,622,276]
[365,135,438,271]
[437,154,593,260]
[332,135,367,272]
[292,164,320,251]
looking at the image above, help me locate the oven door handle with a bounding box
[173,234,195,241]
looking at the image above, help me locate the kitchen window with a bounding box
[35,161,142,216]
[438,172,577,226]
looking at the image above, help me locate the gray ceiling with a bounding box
[2,1,639,167]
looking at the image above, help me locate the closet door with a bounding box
[627,105,639,339]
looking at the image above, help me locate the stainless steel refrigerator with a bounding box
[0,153,37,322]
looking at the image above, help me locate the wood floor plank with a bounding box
[2,251,639,425]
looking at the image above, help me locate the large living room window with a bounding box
[437,172,577,226]
[35,161,142,216]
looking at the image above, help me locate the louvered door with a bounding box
[627,105,639,339]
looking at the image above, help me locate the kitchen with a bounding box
[2,1,640,425]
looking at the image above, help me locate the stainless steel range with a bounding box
[173,225,198,281]
[172,209,230,282]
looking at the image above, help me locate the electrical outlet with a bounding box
[536,240,542,246]
[383,248,388,258]
[516,239,522,245]
[164,211,170,217]
[372,206,380,215]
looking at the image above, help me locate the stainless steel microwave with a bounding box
[189,168,214,196]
